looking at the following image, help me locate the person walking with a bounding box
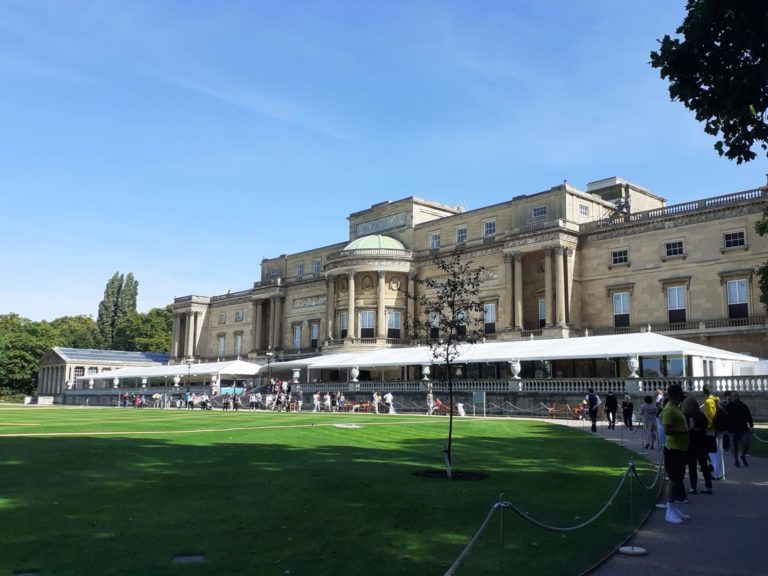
[372,391,380,414]
[295,386,303,413]
[621,395,634,431]
[639,395,658,450]
[702,385,726,480]
[661,384,690,524]
[384,391,396,414]
[726,392,754,468]
[426,390,435,416]
[604,391,618,430]
[585,388,601,432]
[682,396,712,495]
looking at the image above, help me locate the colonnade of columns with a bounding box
[172,310,202,359]
[505,245,573,330]
[38,365,65,394]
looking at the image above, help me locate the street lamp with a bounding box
[185,356,194,393]
[265,347,274,389]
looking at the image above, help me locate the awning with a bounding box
[75,359,261,384]
[287,332,757,370]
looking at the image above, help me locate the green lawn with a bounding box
[0,407,658,576]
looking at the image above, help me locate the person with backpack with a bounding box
[702,384,726,480]
[585,388,601,432]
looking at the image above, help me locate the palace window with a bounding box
[88,367,98,375]
[612,292,630,327]
[312,258,322,274]
[292,325,301,350]
[218,312,226,325]
[234,333,243,357]
[429,232,441,250]
[339,312,348,339]
[270,266,279,277]
[667,286,687,323]
[455,308,467,337]
[359,310,375,338]
[456,226,467,245]
[387,311,401,339]
[538,298,546,328]
[296,261,304,277]
[579,204,590,217]
[611,249,629,266]
[310,323,319,348]
[664,240,685,258]
[234,309,244,322]
[217,335,225,358]
[483,302,497,335]
[533,206,547,218]
[429,311,440,339]
[74,366,85,379]
[484,220,496,238]
[724,231,746,249]
[727,279,749,319]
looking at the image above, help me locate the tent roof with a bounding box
[290,332,757,370]
[75,359,261,382]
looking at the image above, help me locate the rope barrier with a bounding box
[751,429,768,443]
[443,457,663,576]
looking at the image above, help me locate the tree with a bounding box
[50,315,102,349]
[113,306,172,353]
[97,272,139,349]
[650,1,768,163]
[405,249,485,478]
[0,314,62,394]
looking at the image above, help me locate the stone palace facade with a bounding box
[171,177,768,369]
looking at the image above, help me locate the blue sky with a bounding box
[2,1,766,321]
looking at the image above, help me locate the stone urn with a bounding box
[421,365,431,381]
[509,358,521,379]
[350,366,360,383]
[292,368,300,384]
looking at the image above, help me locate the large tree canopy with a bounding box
[97,272,140,349]
[650,1,768,163]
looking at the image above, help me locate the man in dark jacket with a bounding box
[726,392,754,467]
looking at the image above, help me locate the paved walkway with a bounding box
[554,418,768,576]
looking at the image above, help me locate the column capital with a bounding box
[564,246,575,257]
[504,252,519,263]
[347,271,356,278]
[378,270,386,279]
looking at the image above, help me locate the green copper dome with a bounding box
[343,235,406,251]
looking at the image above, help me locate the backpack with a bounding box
[713,401,729,432]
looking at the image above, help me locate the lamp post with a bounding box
[265,348,274,389]
[185,356,194,393]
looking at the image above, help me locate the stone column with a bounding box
[254,300,263,352]
[555,247,566,327]
[268,298,276,349]
[565,247,575,325]
[407,274,416,337]
[544,248,553,327]
[274,296,283,349]
[347,272,356,340]
[514,255,524,329]
[325,275,336,341]
[171,313,180,358]
[193,311,202,357]
[185,311,194,359]
[377,271,387,339]
[504,254,514,329]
